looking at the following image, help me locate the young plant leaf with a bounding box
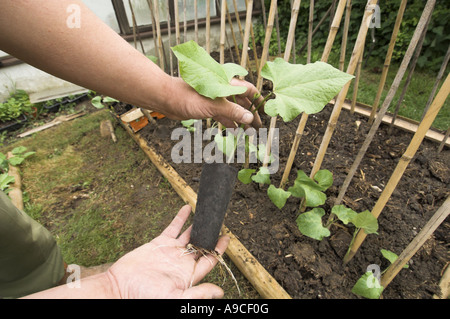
[267,185,291,209]
[0,173,15,192]
[91,96,104,109]
[351,271,384,299]
[296,208,330,240]
[238,168,256,184]
[351,210,379,235]
[261,58,354,122]
[381,249,409,268]
[313,169,333,191]
[251,167,271,185]
[288,170,328,207]
[171,41,248,99]
[11,146,27,155]
[332,205,357,225]
[214,132,237,158]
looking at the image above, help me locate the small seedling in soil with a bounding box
[352,249,409,299]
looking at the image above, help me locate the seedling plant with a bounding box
[170,39,353,247]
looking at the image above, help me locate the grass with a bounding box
[1,108,259,299]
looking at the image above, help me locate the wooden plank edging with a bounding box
[117,118,292,299]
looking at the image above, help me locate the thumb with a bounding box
[181,283,224,299]
[214,100,254,128]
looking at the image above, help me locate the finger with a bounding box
[215,98,254,126]
[177,224,192,244]
[191,236,230,283]
[180,283,224,299]
[161,205,192,238]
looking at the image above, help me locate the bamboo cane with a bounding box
[297,1,335,56]
[166,0,173,76]
[389,10,432,133]
[350,43,364,114]
[174,0,180,46]
[335,0,437,220]
[183,0,187,42]
[321,0,346,61]
[151,0,165,70]
[368,0,408,124]
[194,0,198,43]
[279,0,347,189]
[226,1,241,65]
[421,44,450,122]
[145,0,159,56]
[260,0,267,29]
[256,0,277,91]
[381,196,450,289]
[129,0,146,54]
[240,0,255,83]
[343,63,447,265]
[438,127,450,153]
[206,0,211,53]
[260,0,299,175]
[307,0,314,64]
[275,5,282,57]
[339,0,352,71]
[308,0,378,183]
[220,0,227,65]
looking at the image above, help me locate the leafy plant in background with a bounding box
[91,96,119,109]
[0,89,34,122]
[0,146,35,194]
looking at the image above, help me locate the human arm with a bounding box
[0,0,262,128]
[23,205,229,299]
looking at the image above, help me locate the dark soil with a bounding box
[113,100,449,299]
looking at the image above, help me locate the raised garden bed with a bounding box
[111,99,449,299]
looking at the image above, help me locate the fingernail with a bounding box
[242,112,253,124]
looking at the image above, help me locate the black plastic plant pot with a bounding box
[189,163,238,252]
[44,102,61,113]
[0,114,28,133]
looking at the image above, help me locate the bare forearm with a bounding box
[0,0,171,111]
[22,272,119,299]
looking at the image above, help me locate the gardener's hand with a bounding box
[164,77,264,129]
[105,205,230,299]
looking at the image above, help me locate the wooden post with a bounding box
[368,0,408,124]
[380,196,450,289]
[279,0,346,189]
[226,1,241,65]
[334,0,436,215]
[343,69,449,264]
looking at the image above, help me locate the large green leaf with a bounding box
[332,205,357,225]
[171,41,248,99]
[0,173,15,191]
[351,210,379,235]
[238,168,256,184]
[296,208,330,240]
[287,170,329,207]
[267,185,291,209]
[251,167,271,185]
[261,58,354,122]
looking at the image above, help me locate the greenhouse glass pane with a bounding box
[124,0,169,26]
[176,0,217,22]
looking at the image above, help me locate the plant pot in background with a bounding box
[0,114,28,133]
